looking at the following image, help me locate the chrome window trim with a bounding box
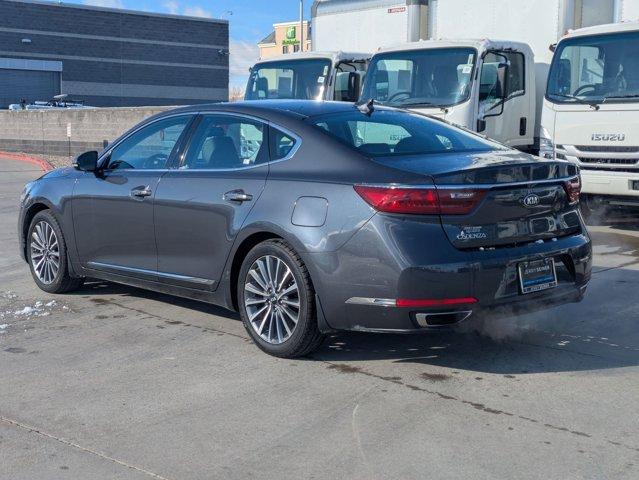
[172,111,302,172]
[97,112,197,170]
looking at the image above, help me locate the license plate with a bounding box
[518,258,557,294]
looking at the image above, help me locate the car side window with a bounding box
[182,115,268,170]
[269,128,297,160]
[107,116,191,170]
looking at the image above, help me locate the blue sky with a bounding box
[66,0,313,89]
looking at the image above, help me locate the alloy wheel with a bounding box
[30,221,60,285]
[244,255,300,344]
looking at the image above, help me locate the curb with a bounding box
[0,151,55,171]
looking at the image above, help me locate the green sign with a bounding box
[285,26,296,40]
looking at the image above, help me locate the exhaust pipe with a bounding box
[414,310,472,327]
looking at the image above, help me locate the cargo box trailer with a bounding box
[313,0,638,148]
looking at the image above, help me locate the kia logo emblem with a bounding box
[523,194,540,207]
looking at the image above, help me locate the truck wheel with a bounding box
[238,239,324,358]
[27,210,84,294]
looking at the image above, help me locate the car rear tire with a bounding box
[238,239,324,358]
[27,210,84,294]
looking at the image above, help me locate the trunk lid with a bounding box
[374,150,583,249]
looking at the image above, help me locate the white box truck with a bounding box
[541,21,639,208]
[244,51,369,102]
[312,0,637,149]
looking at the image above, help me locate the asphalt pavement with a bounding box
[1,157,638,480]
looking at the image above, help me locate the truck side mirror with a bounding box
[477,119,487,132]
[345,72,361,102]
[256,77,268,99]
[496,62,509,101]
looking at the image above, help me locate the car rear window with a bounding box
[307,109,504,157]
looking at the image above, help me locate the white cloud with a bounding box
[162,0,179,15]
[229,40,259,92]
[182,6,213,18]
[161,2,213,19]
[230,40,259,78]
[83,0,124,7]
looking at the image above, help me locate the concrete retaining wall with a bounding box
[0,106,174,167]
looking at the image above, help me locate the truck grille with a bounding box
[557,145,639,171]
[575,146,639,153]
[578,157,639,165]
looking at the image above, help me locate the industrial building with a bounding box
[0,0,229,108]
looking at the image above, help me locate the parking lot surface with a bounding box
[1,158,638,480]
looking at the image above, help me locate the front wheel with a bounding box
[27,210,84,294]
[238,240,324,358]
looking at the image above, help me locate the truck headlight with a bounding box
[539,127,555,159]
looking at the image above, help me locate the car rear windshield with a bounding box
[307,109,503,157]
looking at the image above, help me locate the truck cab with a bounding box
[245,51,370,102]
[541,22,639,207]
[359,39,537,151]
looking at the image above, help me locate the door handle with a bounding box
[130,186,152,198]
[223,189,253,203]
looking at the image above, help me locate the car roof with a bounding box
[166,100,362,120]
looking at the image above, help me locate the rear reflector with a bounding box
[396,297,478,308]
[563,176,581,204]
[354,185,486,215]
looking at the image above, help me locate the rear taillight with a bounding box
[563,176,581,204]
[353,185,439,214]
[354,185,486,215]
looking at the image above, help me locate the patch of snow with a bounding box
[45,300,56,307]
[14,306,36,316]
[0,324,8,330]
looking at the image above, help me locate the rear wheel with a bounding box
[27,210,84,294]
[238,240,324,358]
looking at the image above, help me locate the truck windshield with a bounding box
[307,109,502,158]
[246,59,332,100]
[547,30,639,105]
[360,48,477,108]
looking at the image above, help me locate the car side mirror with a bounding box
[477,119,487,132]
[74,151,99,172]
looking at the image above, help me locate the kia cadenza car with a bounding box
[18,101,592,357]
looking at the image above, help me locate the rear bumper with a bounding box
[581,169,639,198]
[310,214,592,333]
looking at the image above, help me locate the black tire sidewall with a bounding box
[238,241,314,357]
[27,210,70,294]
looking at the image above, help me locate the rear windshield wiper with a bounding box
[550,93,601,110]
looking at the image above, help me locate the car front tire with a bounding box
[27,210,84,294]
[238,239,324,358]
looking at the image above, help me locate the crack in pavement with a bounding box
[0,415,173,480]
[593,259,639,274]
[88,297,250,342]
[319,361,639,455]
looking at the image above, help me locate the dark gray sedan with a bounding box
[18,101,592,357]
